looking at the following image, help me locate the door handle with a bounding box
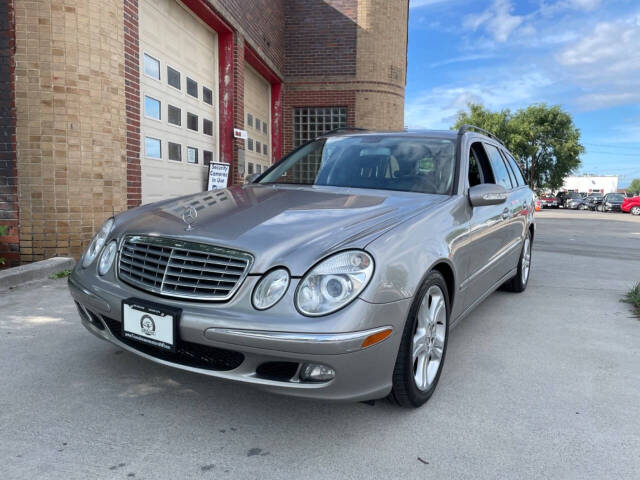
[501,208,510,220]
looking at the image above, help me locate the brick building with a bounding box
[0,0,408,267]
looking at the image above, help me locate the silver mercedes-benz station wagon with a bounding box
[69,125,534,407]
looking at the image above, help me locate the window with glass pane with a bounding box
[257,165,262,173]
[167,66,180,89]
[256,118,261,131]
[204,150,213,166]
[262,143,267,155]
[256,141,261,153]
[247,114,253,128]
[168,105,181,126]
[484,144,513,189]
[144,96,161,120]
[187,113,198,131]
[263,122,268,135]
[293,107,347,147]
[186,77,198,98]
[203,119,213,136]
[187,147,198,164]
[247,138,253,151]
[168,142,181,162]
[144,54,160,79]
[248,163,254,174]
[203,86,213,105]
[145,137,161,159]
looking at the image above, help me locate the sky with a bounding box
[405,0,640,187]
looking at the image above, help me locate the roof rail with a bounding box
[320,127,368,137]
[457,124,504,145]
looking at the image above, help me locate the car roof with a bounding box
[319,129,491,141]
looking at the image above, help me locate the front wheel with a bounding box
[502,231,532,293]
[389,271,449,408]
[631,206,640,216]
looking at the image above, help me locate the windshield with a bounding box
[588,193,603,198]
[608,194,624,201]
[258,136,456,195]
[568,192,582,198]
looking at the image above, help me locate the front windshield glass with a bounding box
[568,192,582,198]
[608,194,624,201]
[258,136,456,195]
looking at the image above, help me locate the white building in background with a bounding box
[562,175,619,194]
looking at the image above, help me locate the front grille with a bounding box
[102,316,244,371]
[118,235,253,301]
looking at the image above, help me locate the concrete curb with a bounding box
[0,257,75,291]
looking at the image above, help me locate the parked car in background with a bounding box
[535,196,541,212]
[556,191,569,207]
[539,195,559,208]
[68,126,536,408]
[566,194,586,210]
[583,193,604,211]
[597,193,625,212]
[621,196,640,215]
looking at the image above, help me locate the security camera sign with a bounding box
[207,162,230,190]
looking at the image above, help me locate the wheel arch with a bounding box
[427,259,456,311]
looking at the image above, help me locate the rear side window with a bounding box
[484,143,513,189]
[502,150,526,186]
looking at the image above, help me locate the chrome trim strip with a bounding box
[205,326,393,354]
[206,326,392,344]
[116,235,254,302]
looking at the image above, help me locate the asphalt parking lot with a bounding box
[2,211,639,480]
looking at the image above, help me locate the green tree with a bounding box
[454,103,584,190]
[628,178,640,195]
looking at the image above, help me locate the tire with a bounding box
[502,231,532,293]
[389,271,450,408]
[631,206,640,216]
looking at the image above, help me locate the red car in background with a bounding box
[539,195,559,208]
[622,196,640,215]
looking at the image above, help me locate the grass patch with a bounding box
[622,283,640,319]
[49,269,72,280]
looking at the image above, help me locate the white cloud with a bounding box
[566,0,601,11]
[404,72,553,129]
[463,0,523,42]
[556,18,640,109]
[429,53,496,68]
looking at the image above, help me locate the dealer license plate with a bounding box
[122,299,181,352]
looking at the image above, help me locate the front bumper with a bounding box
[68,269,411,402]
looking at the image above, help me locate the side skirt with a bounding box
[450,267,518,330]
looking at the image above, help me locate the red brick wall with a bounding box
[0,0,18,267]
[124,0,141,209]
[217,0,285,74]
[284,0,357,77]
[282,90,356,154]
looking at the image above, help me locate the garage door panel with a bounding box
[244,64,271,176]
[140,0,218,205]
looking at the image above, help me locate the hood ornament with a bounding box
[182,206,198,231]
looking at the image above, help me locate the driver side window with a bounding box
[468,142,494,187]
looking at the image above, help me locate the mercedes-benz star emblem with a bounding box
[182,206,198,231]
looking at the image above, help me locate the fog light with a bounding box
[299,363,335,382]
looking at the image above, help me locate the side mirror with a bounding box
[244,173,260,184]
[469,184,508,207]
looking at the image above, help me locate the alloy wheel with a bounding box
[631,206,640,216]
[521,237,531,284]
[412,285,446,391]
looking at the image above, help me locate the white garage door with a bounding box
[139,0,218,204]
[244,64,271,176]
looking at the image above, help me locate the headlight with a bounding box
[252,268,290,310]
[296,250,374,316]
[82,218,114,268]
[98,240,118,275]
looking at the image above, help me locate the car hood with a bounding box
[114,184,447,275]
